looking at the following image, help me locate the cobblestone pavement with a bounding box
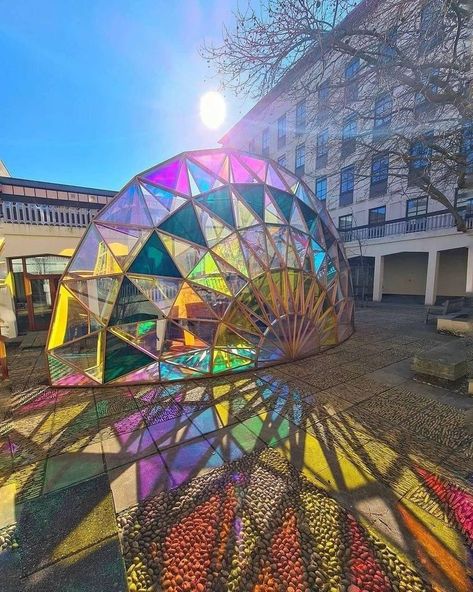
[0,304,472,591]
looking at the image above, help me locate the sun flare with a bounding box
[199,91,226,130]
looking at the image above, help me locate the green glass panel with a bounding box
[104,332,155,383]
[212,235,249,278]
[196,188,234,228]
[297,198,317,231]
[234,184,264,220]
[269,188,293,222]
[158,202,206,247]
[165,349,211,373]
[128,232,182,277]
[109,277,163,326]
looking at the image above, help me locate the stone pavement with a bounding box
[0,304,472,591]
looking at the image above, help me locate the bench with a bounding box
[411,341,467,381]
[425,297,465,324]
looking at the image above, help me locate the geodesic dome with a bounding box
[46,149,354,386]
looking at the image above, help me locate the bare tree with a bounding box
[202,0,473,231]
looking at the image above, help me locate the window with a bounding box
[414,68,439,112]
[420,0,445,51]
[456,192,473,216]
[295,100,306,136]
[249,139,255,153]
[338,214,353,230]
[262,128,270,156]
[295,144,305,176]
[374,94,392,129]
[340,165,355,206]
[406,196,428,218]
[318,80,330,103]
[369,206,386,226]
[315,177,327,201]
[345,57,360,103]
[316,129,329,168]
[342,114,357,157]
[462,123,473,174]
[277,114,287,148]
[277,154,287,168]
[409,132,432,179]
[378,28,397,64]
[370,153,389,197]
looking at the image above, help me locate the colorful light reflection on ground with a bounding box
[0,306,472,591]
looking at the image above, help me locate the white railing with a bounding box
[0,201,97,227]
[339,210,473,242]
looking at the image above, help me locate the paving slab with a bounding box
[16,473,117,575]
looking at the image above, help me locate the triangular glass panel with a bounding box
[189,258,232,296]
[48,354,99,386]
[192,151,228,178]
[239,226,269,266]
[109,319,166,359]
[229,154,257,183]
[214,256,248,296]
[290,202,308,233]
[96,183,153,227]
[234,184,265,220]
[160,361,204,381]
[109,277,164,326]
[212,235,249,278]
[162,320,209,356]
[164,349,211,374]
[142,158,190,195]
[290,230,310,266]
[238,154,267,181]
[295,182,312,208]
[109,361,160,385]
[64,276,121,325]
[68,225,121,277]
[238,238,265,279]
[158,202,206,247]
[169,282,218,320]
[191,284,232,318]
[194,205,232,247]
[158,232,206,276]
[128,275,181,315]
[128,232,182,277]
[47,285,99,350]
[55,332,104,383]
[196,187,234,228]
[264,192,285,225]
[223,303,263,337]
[269,188,293,222]
[297,198,318,232]
[212,348,254,373]
[266,164,287,190]
[139,181,187,225]
[215,324,254,349]
[95,224,151,269]
[232,194,259,229]
[171,319,219,345]
[186,159,216,195]
[217,156,230,182]
[104,331,156,383]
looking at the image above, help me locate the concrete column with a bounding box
[425,250,440,306]
[373,255,384,302]
[466,245,473,297]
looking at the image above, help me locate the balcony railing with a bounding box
[0,201,99,227]
[339,209,473,242]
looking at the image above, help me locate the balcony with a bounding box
[339,210,473,242]
[0,200,99,228]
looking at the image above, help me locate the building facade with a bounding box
[0,175,115,337]
[220,0,473,305]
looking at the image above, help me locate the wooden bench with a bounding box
[425,297,465,324]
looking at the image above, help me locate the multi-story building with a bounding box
[220,0,473,306]
[0,174,115,337]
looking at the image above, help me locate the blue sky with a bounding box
[0,0,252,190]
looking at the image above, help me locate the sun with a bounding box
[200,91,226,130]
